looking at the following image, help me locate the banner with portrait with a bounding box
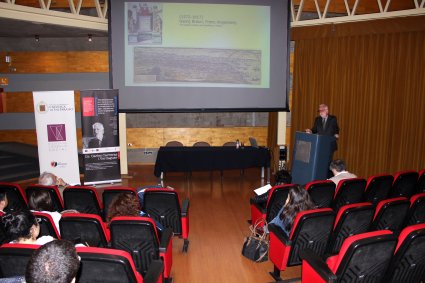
[33,91,80,185]
[80,89,121,185]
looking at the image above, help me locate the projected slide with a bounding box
[125,2,270,88]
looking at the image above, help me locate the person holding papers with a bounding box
[250,170,292,205]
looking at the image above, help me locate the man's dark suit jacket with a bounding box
[311,114,340,151]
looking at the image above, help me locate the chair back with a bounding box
[222,141,236,147]
[364,174,393,205]
[332,178,366,211]
[287,208,335,266]
[143,189,183,235]
[391,170,419,198]
[110,216,160,276]
[327,202,374,254]
[305,180,335,208]
[416,169,425,193]
[60,213,109,247]
[0,244,39,278]
[76,246,143,283]
[370,197,410,232]
[193,141,210,147]
[404,193,425,226]
[26,185,63,212]
[265,184,296,223]
[102,187,137,221]
[331,231,396,282]
[384,223,425,283]
[165,141,183,147]
[32,211,60,239]
[0,183,27,212]
[63,186,102,216]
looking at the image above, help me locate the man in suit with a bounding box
[306,104,340,177]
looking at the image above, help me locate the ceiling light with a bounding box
[35,35,39,42]
[88,34,92,42]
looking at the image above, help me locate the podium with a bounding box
[291,131,334,185]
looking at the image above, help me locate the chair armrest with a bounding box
[300,249,337,283]
[143,260,164,283]
[268,223,291,246]
[181,198,189,217]
[159,228,173,253]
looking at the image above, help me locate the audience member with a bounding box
[1,210,55,245]
[28,191,62,233]
[328,159,357,186]
[0,192,8,215]
[107,193,164,232]
[39,171,69,187]
[25,240,80,283]
[250,170,292,205]
[268,185,315,237]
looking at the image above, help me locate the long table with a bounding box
[154,146,270,181]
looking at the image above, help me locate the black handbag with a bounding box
[242,220,269,262]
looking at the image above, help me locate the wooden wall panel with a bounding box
[3,91,81,113]
[126,127,268,149]
[0,52,108,74]
[0,129,83,147]
[15,0,98,8]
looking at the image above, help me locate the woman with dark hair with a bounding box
[1,210,55,245]
[107,193,163,232]
[28,190,61,233]
[268,185,315,237]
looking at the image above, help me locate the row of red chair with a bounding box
[0,183,190,252]
[268,207,425,282]
[301,224,425,283]
[0,242,164,283]
[251,169,425,226]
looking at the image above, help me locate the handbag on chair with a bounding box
[241,219,269,262]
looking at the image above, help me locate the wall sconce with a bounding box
[35,35,39,42]
[5,55,11,63]
[88,34,93,42]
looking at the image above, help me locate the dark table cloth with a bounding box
[154,146,270,177]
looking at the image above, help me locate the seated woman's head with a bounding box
[1,210,40,243]
[280,186,315,229]
[28,191,54,212]
[107,193,140,224]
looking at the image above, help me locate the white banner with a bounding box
[33,91,80,185]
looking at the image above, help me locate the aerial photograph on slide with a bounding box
[133,47,261,85]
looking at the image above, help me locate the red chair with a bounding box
[0,182,28,212]
[250,184,296,228]
[332,178,366,211]
[417,168,425,193]
[26,184,64,211]
[326,202,374,255]
[32,211,61,239]
[369,197,410,233]
[404,192,425,226]
[268,208,335,281]
[76,246,163,283]
[383,223,425,283]
[63,186,102,216]
[110,216,173,282]
[0,243,40,278]
[102,186,138,220]
[300,230,397,283]
[60,213,110,247]
[305,180,335,208]
[390,170,419,198]
[142,188,190,252]
[364,174,393,205]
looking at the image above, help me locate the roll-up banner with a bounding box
[80,89,121,185]
[33,91,80,185]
